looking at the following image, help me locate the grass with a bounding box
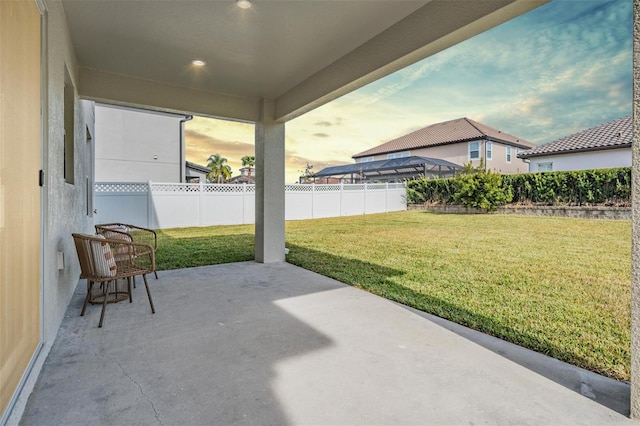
[155,211,631,381]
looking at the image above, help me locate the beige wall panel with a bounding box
[0,0,42,417]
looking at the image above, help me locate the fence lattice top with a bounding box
[96,182,406,194]
[95,182,148,193]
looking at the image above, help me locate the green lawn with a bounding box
[155,211,631,381]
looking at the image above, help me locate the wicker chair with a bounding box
[95,223,158,279]
[72,233,156,328]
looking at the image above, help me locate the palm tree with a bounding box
[206,153,232,183]
[241,155,255,182]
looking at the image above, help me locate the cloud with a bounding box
[186,0,631,181]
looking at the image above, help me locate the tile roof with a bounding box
[352,117,535,159]
[518,115,631,159]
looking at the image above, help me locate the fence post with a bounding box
[199,181,204,226]
[147,180,153,228]
[243,183,247,224]
[363,182,367,215]
[340,182,344,216]
[311,183,315,219]
[385,182,389,212]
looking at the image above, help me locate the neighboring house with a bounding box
[352,117,535,175]
[517,115,632,172]
[95,104,192,182]
[185,161,211,183]
[229,166,256,184]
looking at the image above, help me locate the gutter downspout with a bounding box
[180,115,194,183]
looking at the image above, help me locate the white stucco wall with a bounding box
[94,104,185,182]
[527,148,632,172]
[44,0,96,345]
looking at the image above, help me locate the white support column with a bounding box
[632,0,640,417]
[255,98,285,263]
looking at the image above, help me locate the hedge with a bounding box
[407,167,631,206]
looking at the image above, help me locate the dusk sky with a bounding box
[185,0,632,183]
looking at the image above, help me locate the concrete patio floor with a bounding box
[20,261,631,425]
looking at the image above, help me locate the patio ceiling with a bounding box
[61,0,548,122]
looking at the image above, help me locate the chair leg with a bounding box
[127,277,132,303]
[98,280,111,328]
[142,274,155,314]
[81,280,92,317]
[154,270,158,279]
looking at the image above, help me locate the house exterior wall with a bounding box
[625,3,638,414]
[44,0,96,350]
[526,148,632,172]
[7,2,96,423]
[185,167,208,182]
[94,104,184,182]
[357,139,529,174]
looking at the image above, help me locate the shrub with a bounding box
[408,167,631,208]
[453,162,512,212]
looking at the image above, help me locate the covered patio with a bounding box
[7,0,640,423]
[20,263,630,425]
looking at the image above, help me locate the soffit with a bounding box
[59,0,549,121]
[62,0,427,99]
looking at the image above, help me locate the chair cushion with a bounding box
[91,235,117,277]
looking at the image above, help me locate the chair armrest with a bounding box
[96,223,158,251]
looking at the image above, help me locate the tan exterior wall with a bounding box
[631,0,639,418]
[6,0,96,423]
[1,1,42,419]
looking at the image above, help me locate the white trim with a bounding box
[486,141,492,161]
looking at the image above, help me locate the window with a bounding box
[64,66,75,184]
[538,162,553,172]
[506,145,512,163]
[469,141,480,160]
[359,156,375,163]
[485,141,492,160]
[387,151,410,160]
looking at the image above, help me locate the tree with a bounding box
[206,153,232,183]
[298,162,315,184]
[241,155,255,181]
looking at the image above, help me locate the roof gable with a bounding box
[518,115,632,159]
[352,117,534,158]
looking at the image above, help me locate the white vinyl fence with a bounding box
[94,182,406,229]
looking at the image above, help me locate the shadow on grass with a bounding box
[155,232,255,270]
[285,243,630,416]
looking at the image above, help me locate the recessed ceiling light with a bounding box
[236,0,252,9]
[192,59,206,66]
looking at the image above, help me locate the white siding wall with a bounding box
[527,148,632,172]
[95,104,184,182]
